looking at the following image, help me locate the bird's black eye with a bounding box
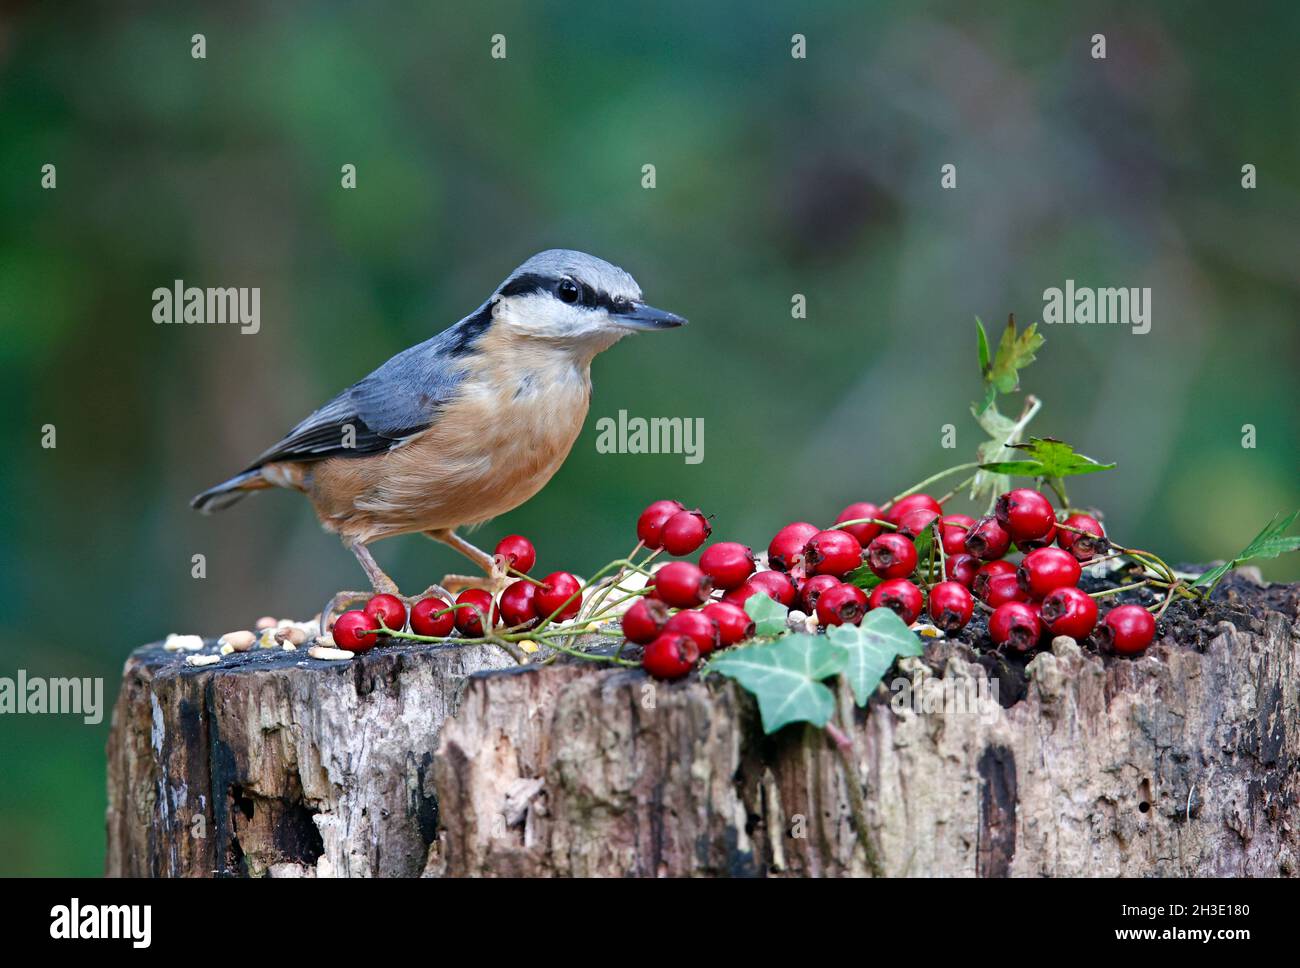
[557,279,580,304]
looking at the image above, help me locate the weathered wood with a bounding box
[105,638,515,877]
[432,578,1300,877]
[107,573,1300,877]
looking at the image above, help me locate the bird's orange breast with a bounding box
[302,331,594,542]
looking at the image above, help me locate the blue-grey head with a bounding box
[488,249,686,351]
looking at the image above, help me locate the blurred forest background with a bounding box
[1,1,1296,875]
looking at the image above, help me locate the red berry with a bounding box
[800,574,842,613]
[698,541,756,590]
[641,633,699,680]
[636,499,686,549]
[664,609,721,655]
[767,522,819,572]
[333,609,381,651]
[1017,547,1082,599]
[895,507,940,539]
[816,582,868,627]
[884,494,942,527]
[995,488,1055,543]
[869,579,924,625]
[1098,604,1155,656]
[409,597,455,637]
[834,502,884,545]
[983,572,1029,608]
[535,571,583,622]
[945,553,981,588]
[364,593,407,632]
[701,601,755,646]
[499,579,540,629]
[989,601,1042,652]
[964,515,1011,560]
[803,529,863,578]
[972,559,1018,600]
[927,581,974,633]
[621,597,669,644]
[493,534,537,574]
[1015,521,1057,553]
[454,589,498,636]
[867,533,918,580]
[660,508,712,556]
[939,514,975,556]
[652,562,712,608]
[1058,513,1107,561]
[1040,585,1098,640]
[733,569,798,608]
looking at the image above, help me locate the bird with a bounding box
[192,249,687,628]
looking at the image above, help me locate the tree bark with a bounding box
[107,573,1300,877]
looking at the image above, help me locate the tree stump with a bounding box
[106,572,1300,877]
[105,638,516,876]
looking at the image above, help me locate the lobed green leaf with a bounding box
[708,634,848,733]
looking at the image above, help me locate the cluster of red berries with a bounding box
[631,500,757,679]
[952,488,1153,656]
[630,487,1158,679]
[330,534,584,651]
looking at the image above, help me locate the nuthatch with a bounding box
[192,249,686,625]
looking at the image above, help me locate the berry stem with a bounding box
[832,516,898,532]
[935,475,977,506]
[880,462,980,512]
[1088,580,1151,599]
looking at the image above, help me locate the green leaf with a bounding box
[976,317,991,373]
[912,522,934,575]
[708,634,848,733]
[845,565,884,591]
[1193,511,1300,590]
[743,592,788,636]
[826,609,924,707]
[985,316,1043,395]
[980,437,1115,480]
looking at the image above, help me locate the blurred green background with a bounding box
[1,1,1296,876]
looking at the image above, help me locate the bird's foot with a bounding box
[318,589,377,639]
[439,573,507,595]
[405,582,457,605]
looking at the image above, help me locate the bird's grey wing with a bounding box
[244,306,489,468]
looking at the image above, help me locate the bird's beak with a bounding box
[616,302,688,330]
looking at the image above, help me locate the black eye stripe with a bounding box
[497,272,635,313]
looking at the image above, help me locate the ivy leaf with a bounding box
[1193,511,1300,591]
[708,634,848,733]
[980,437,1116,479]
[984,315,1043,396]
[912,521,934,574]
[743,592,789,637]
[825,609,924,707]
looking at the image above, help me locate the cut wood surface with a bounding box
[107,571,1300,877]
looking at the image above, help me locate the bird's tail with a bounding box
[191,469,268,514]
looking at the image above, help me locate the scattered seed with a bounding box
[219,643,234,656]
[164,634,205,652]
[518,639,539,654]
[275,627,308,646]
[255,616,278,630]
[219,630,256,652]
[257,628,281,649]
[281,642,297,651]
[308,645,354,661]
[185,654,220,667]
